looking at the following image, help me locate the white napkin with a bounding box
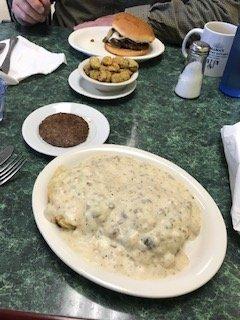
[0,36,66,85]
[221,122,240,232]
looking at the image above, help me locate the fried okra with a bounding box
[98,70,112,82]
[89,57,101,70]
[119,69,133,76]
[111,70,131,83]
[83,63,91,76]
[99,65,108,71]
[113,57,129,68]
[128,59,139,72]
[89,70,100,80]
[83,56,138,83]
[102,56,113,66]
[107,63,120,72]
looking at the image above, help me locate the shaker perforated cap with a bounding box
[190,41,211,55]
[0,78,7,95]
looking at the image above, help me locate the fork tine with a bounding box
[0,146,14,166]
[0,156,23,177]
[0,157,25,180]
[0,159,26,186]
[0,155,23,174]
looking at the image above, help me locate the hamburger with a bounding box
[103,12,155,57]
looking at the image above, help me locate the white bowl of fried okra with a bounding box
[78,56,139,92]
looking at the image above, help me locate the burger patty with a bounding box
[103,28,149,51]
[109,38,149,51]
[39,113,89,148]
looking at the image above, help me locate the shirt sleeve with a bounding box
[125,5,150,21]
[148,0,240,45]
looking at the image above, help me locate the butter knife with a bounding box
[0,146,14,166]
[0,43,6,55]
[0,37,18,74]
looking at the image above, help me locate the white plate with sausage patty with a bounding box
[22,102,110,157]
[32,144,227,298]
[68,27,165,62]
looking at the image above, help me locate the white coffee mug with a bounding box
[182,21,237,77]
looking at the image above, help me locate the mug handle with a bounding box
[182,28,204,58]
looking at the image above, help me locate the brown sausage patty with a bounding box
[39,113,89,148]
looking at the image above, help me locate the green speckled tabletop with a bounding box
[0,23,239,320]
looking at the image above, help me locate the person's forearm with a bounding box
[148,0,240,45]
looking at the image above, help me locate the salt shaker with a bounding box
[175,41,210,99]
[0,79,7,122]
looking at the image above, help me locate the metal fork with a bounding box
[0,154,26,186]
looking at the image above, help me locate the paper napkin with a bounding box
[221,122,240,232]
[0,36,66,85]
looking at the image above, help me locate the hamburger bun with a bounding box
[105,43,149,57]
[112,12,155,43]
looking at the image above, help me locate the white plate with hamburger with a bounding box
[32,144,227,298]
[68,13,165,62]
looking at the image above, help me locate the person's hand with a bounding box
[12,0,51,25]
[74,15,114,30]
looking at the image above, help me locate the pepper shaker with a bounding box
[175,41,211,99]
[0,79,7,122]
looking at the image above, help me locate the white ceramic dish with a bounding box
[68,69,137,100]
[78,57,138,92]
[22,103,110,157]
[68,26,165,62]
[32,144,227,298]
